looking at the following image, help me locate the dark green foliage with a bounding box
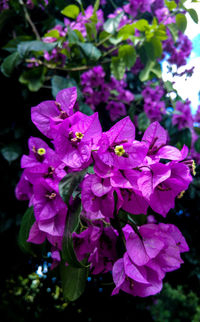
[150,283,200,322]
[18,207,35,255]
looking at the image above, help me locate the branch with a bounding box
[19,0,41,40]
[25,58,111,72]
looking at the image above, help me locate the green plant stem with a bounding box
[25,58,111,72]
[102,46,119,57]
[96,34,113,47]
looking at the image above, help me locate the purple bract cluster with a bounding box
[81,65,134,121]
[163,30,192,68]
[142,83,166,121]
[16,87,193,297]
[172,100,193,130]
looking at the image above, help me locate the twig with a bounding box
[25,58,111,72]
[19,0,41,40]
[96,34,113,47]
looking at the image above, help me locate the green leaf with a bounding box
[194,127,200,135]
[74,29,85,42]
[52,76,83,101]
[61,197,87,268]
[118,44,136,69]
[78,42,101,60]
[194,137,200,152]
[111,56,126,80]
[165,0,177,10]
[59,169,87,206]
[60,263,88,302]
[139,60,155,82]
[75,0,84,14]
[1,144,22,163]
[176,13,187,33]
[1,52,22,77]
[67,28,79,45]
[3,36,33,53]
[129,214,147,226]
[170,128,192,149]
[109,36,123,45]
[19,66,46,92]
[139,60,159,82]
[87,166,94,174]
[79,103,93,115]
[85,22,97,41]
[103,12,124,34]
[168,23,178,41]
[138,112,150,132]
[17,41,57,57]
[134,19,149,32]
[61,5,80,19]
[117,24,135,40]
[18,207,35,254]
[165,80,175,92]
[188,8,199,24]
[154,25,167,41]
[151,62,162,78]
[44,29,60,39]
[144,38,162,60]
[93,0,100,13]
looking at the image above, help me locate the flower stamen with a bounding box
[114,145,125,156]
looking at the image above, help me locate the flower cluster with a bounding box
[112,223,189,297]
[142,83,166,122]
[172,100,193,130]
[0,0,8,12]
[16,87,193,297]
[163,30,192,68]
[39,5,104,66]
[64,5,104,38]
[123,0,152,18]
[81,66,134,121]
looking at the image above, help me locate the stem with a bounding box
[102,46,119,57]
[25,58,111,72]
[108,96,130,105]
[19,0,41,40]
[96,34,113,47]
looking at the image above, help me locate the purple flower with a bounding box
[112,223,189,297]
[64,5,104,37]
[108,8,132,29]
[81,174,114,219]
[121,189,149,215]
[106,101,127,121]
[54,112,102,169]
[163,31,192,68]
[15,169,33,204]
[95,116,147,170]
[138,162,192,216]
[172,100,193,130]
[73,224,118,274]
[141,121,183,161]
[142,85,166,122]
[155,8,175,24]
[31,87,77,138]
[81,67,134,120]
[21,137,54,169]
[123,0,152,18]
[32,178,67,222]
